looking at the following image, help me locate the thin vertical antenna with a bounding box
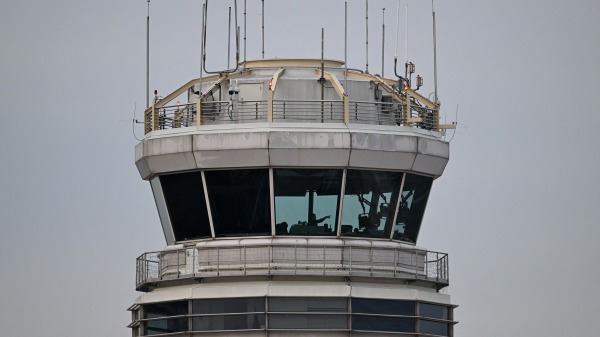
[405,4,408,80]
[432,0,438,103]
[146,0,150,108]
[321,27,325,123]
[243,0,247,65]
[344,1,348,92]
[394,0,400,59]
[227,6,231,69]
[261,0,265,58]
[405,5,408,63]
[234,0,239,67]
[382,7,385,77]
[199,2,205,92]
[365,0,369,73]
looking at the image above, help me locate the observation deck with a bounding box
[135,58,452,290]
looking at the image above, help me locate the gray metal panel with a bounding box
[136,136,197,179]
[348,132,417,171]
[193,132,270,168]
[269,131,351,167]
[412,137,450,176]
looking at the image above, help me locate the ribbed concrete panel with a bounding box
[412,137,450,176]
[349,133,417,171]
[269,131,351,167]
[135,136,196,179]
[193,132,270,168]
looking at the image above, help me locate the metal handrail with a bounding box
[135,244,449,291]
[145,97,442,133]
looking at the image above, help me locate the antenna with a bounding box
[227,6,231,69]
[405,4,408,64]
[382,7,385,77]
[199,2,205,94]
[146,0,150,108]
[344,1,348,92]
[365,0,369,73]
[202,0,240,74]
[432,0,439,103]
[243,0,247,66]
[261,0,265,59]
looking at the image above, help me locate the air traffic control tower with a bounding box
[128,5,457,336]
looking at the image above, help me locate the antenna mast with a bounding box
[382,7,385,77]
[261,0,265,58]
[243,0,247,66]
[146,0,150,108]
[365,0,369,73]
[432,0,439,103]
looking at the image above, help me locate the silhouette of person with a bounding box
[308,213,330,226]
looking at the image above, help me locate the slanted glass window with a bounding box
[351,298,415,316]
[192,297,266,331]
[274,169,342,236]
[269,297,348,329]
[160,172,211,241]
[193,297,265,314]
[352,315,415,332]
[204,169,271,237]
[144,301,188,335]
[420,319,450,336]
[269,314,347,329]
[393,173,433,243]
[420,303,449,320]
[193,314,265,331]
[269,297,347,312]
[341,170,403,238]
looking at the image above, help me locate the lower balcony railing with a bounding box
[136,244,449,291]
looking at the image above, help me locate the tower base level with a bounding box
[128,279,456,336]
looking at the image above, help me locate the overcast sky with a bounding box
[1,0,599,336]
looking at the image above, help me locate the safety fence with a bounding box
[136,243,448,291]
[145,99,438,133]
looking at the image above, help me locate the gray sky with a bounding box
[1,0,599,336]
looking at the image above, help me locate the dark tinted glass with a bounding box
[192,314,265,331]
[420,303,449,320]
[274,169,342,236]
[146,318,188,335]
[341,170,403,238]
[352,298,415,316]
[269,314,347,329]
[193,297,265,314]
[144,301,188,318]
[393,173,433,243]
[160,172,211,241]
[269,297,347,312]
[420,319,449,336]
[352,315,415,332]
[205,169,271,237]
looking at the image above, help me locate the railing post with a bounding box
[243,246,247,275]
[394,248,398,277]
[216,246,220,276]
[267,90,273,123]
[323,245,326,275]
[349,245,352,275]
[152,102,158,131]
[404,92,410,126]
[343,95,350,124]
[196,98,201,126]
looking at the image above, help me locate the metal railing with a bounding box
[272,99,345,122]
[145,99,440,133]
[136,244,449,291]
